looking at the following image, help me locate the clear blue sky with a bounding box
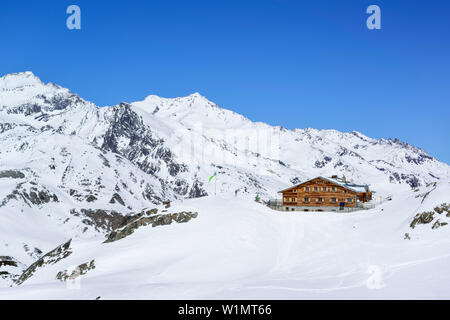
[1,0,449,164]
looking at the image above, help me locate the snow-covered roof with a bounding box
[278,176,369,194]
[324,177,369,193]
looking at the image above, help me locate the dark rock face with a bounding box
[405,154,433,165]
[338,147,364,160]
[0,257,18,268]
[97,103,192,201]
[0,170,25,179]
[142,183,163,204]
[391,173,421,189]
[278,160,287,167]
[6,92,83,117]
[98,153,111,167]
[56,260,96,281]
[109,193,125,206]
[188,180,208,199]
[433,203,450,215]
[314,156,332,169]
[70,207,181,235]
[86,195,97,203]
[173,179,189,196]
[101,104,187,177]
[410,203,450,230]
[16,240,73,285]
[70,209,132,233]
[0,183,59,208]
[414,184,437,204]
[0,256,26,283]
[104,209,198,243]
[37,93,83,111]
[7,103,41,116]
[432,219,448,230]
[101,103,145,154]
[410,211,435,228]
[23,244,43,260]
[23,189,59,205]
[0,123,16,134]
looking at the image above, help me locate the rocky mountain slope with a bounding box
[2,181,450,299]
[1,71,450,291]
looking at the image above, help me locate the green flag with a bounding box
[209,172,217,182]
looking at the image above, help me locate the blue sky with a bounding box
[1,0,449,164]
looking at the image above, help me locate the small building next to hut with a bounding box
[277,176,373,212]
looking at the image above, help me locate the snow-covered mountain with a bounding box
[2,71,448,202]
[1,71,450,297]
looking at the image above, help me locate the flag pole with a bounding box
[209,171,217,196]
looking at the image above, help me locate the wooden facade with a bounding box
[279,177,372,210]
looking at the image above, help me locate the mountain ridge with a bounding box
[0,71,445,163]
[1,71,449,198]
[1,71,450,294]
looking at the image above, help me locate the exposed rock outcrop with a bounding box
[70,209,132,233]
[104,209,198,243]
[188,180,207,199]
[15,239,72,285]
[410,203,450,230]
[0,182,59,208]
[432,219,448,230]
[109,193,125,206]
[56,260,96,281]
[0,170,25,179]
[0,256,26,283]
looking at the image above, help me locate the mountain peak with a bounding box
[141,92,206,102]
[0,71,70,110]
[188,92,204,99]
[3,71,37,78]
[0,71,44,88]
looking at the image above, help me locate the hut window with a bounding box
[347,198,353,203]
[304,197,310,202]
[331,198,337,203]
[292,198,296,202]
[322,187,327,192]
[317,197,323,203]
[305,187,310,192]
[313,187,318,192]
[332,187,337,192]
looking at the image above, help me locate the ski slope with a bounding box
[1,181,449,300]
[1,71,450,299]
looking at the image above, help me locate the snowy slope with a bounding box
[1,71,450,297]
[131,92,450,197]
[1,182,449,299]
[2,71,449,202]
